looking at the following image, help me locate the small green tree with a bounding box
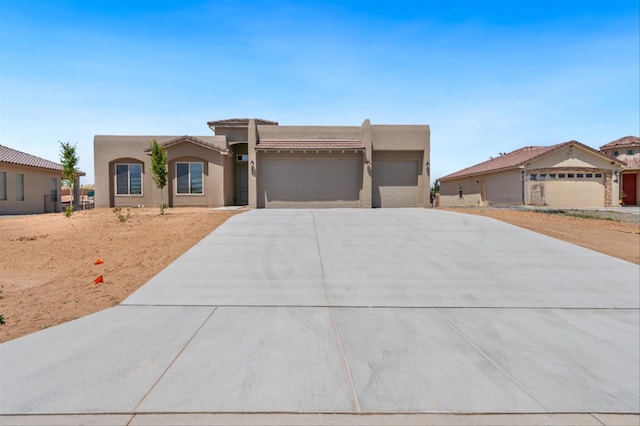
[150,139,168,215]
[59,141,79,217]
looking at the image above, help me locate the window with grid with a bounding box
[176,162,203,194]
[116,164,142,195]
[16,173,24,201]
[0,171,6,200]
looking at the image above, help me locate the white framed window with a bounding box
[116,164,142,195]
[176,162,203,194]
[0,171,6,201]
[16,173,24,201]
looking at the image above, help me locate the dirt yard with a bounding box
[1,206,638,343]
[0,207,242,343]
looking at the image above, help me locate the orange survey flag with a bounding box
[94,258,105,265]
[93,275,104,285]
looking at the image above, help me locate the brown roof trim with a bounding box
[144,136,230,155]
[207,118,279,127]
[0,144,63,172]
[439,140,624,181]
[599,135,640,149]
[256,138,365,151]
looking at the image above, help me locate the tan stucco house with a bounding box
[437,140,626,208]
[599,136,640,206]
[0,145,64,214]
[94,118,430,209]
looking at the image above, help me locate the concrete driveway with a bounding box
[1,209,639,425]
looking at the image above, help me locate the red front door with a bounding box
[622,173,637,205]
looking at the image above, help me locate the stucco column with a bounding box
[361,119,372,208]
[248,119,258,208]
[420,125,431,207]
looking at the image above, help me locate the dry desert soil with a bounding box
[1,206,638,343]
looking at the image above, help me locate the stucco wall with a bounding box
[95,136,229,208]
[439,169,524,207]
[166,142,227,207]
[94,136,174,208]
[256,125,361,139]
[0,163,62,214]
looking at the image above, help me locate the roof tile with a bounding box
[0,144,63,171]
[600,136,640,149]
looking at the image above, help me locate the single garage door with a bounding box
[259,158,360,208]
[373,160,419,207]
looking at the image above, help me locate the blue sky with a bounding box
[1,0,638,184]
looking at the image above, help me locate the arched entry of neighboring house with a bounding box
[622,172,638,205]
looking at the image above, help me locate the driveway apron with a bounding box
[1,209,638,416]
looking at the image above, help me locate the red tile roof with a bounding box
[622,157,640,169]
[439,140,624,181]
[0,144,62,172]
[257,138,365,151]
[439,144,564,180]
[600,136,640,149]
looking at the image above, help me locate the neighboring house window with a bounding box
[576,173,584,178]
[177,162,203,194]
[539,173,546,180]
[627,149,634,155]
[530,174,537,180]
[613,151,619,156]
[116,164,142,195]
[586,173,593,178]
[16,173,24,201]
[558,173,566,178]
[0,171,6,201]
[595,173,602,178]
[549,173,556,179]
[567,173,575,178]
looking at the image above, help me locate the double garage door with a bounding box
[258,153,422,208]
[259,158,360,208]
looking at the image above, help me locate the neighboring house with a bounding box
[94,118,430,209]
[437,140,625,208]
[599,136,640,206]
[0,145,63,214]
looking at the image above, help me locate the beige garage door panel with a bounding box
[373,161,419,208]
[260,159,360,208]
[540,179,605,207]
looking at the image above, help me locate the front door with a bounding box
[622,173,637,205]
[236,163,248,205]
